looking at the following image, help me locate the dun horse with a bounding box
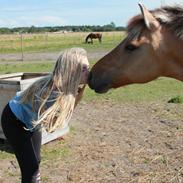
[88,4,183,93]
[85,33,102,44]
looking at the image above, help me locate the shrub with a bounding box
[168,95,183,103]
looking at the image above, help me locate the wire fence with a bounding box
[0,31,124,62]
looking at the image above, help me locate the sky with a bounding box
[0,0,182,28]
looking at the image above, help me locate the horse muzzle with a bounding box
[87,72,111,93]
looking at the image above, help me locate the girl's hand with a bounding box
[75,60,89,107]
[74,84,86,107]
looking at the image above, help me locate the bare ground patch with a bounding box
[0,101,183,183]
[0,50,109,64]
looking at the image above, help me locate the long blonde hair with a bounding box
[21,48,88,132]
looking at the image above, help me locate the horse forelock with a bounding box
[127,5,183,41]
[126,15,144,42]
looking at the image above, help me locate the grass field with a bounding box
[0,32,125,53]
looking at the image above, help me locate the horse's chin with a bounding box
[94,85,110,94]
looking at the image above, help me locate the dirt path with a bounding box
[0,100,183,183]
[0,50,109,64]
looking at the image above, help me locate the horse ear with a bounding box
[138,3,159,31]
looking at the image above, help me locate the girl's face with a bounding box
[80,57,89,84]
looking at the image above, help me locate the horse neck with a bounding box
[161,31,183,81]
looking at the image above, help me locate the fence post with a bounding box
[45,32,48,49]
[20,33,24,61]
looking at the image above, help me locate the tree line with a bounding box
[0,22,125,34]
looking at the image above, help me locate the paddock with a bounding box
[0,32,183,182]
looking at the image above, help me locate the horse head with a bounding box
[88,4,183,93]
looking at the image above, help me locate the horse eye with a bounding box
[125,44,138,52]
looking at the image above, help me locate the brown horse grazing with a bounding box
[85,33,102,44]
[88,4,183,93]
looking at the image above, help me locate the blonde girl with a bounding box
[1,48,89,183]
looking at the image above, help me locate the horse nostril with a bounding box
[88,72,93,83]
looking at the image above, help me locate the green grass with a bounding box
[0,62,53,74]
[83,78,183,103]
[0,150,14,160]
[0,142,14,160]
[0,32,124,54]
[41,144,70,162]
[1,62,183,103]
[168,95,183,103]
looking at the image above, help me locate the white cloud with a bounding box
[0,16,68,27]
[1,7,27,12]
[0,19,20,28]
[19,16,68,26]
[37,16,68,26]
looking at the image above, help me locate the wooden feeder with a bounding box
[0,73,69,144]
